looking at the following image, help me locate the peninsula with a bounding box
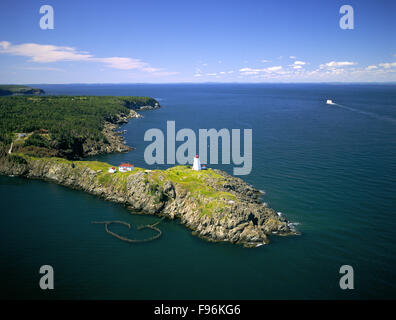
[0,94,296,247]
[0,85,45,96]
[0,95,159,159]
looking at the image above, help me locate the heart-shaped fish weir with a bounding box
[92,218,165,243]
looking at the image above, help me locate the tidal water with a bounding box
[1,83,395,299]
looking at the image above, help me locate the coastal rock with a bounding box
[0,156,296,248]
[132,102,160,111]
[83,110,141,157]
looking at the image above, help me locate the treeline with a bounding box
[0,95,158,158]
[123,96,158,109]
[0,85,45,96]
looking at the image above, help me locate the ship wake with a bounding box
[330,103,396,125]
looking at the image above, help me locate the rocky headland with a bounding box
[0,85,45,96]
[0,95,296,247]
[0,155,296,247]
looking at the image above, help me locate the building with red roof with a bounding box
[119,163,134,172]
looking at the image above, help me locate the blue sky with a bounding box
[0,0,395,83]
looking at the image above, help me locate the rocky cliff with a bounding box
[0,155,296,247]
[57,103,158,157]
[82,109,141,157]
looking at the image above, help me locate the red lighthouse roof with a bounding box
[119,163,134,167]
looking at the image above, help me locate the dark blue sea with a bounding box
[1,83,395,299]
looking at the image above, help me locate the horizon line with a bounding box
[2,81,396,86]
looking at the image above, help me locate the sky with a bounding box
[0,0,395,84]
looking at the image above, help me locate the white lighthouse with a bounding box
[192,154,201,171]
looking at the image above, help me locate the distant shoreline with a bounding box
[0,85,44,96]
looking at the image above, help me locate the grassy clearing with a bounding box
[158,166,237,217]
[162,166,235,198]
[16,155,238,217]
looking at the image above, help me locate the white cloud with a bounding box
[206,73,217,76]
[320,61,356,68]
[239,66,283,75]
[267,66,282,72]
[0,40,168,74]
[239,68,255,72]
[239,68,260,75]
[0,41,92,62]
[285,60,307,70]
[95,57,150,70]
[261,59,270,63]
[289,56,297,59]
[379,62,396,68]
[0,41,10,49]
[199,59,396,82]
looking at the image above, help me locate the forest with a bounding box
[0,95,158,158]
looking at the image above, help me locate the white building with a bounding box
[192,154,201,171]
[119,163,134,172]
[108,167,116,173]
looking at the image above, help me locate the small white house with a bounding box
[192,155,201,171]
[119,163,134,172]
[108,167,116,174]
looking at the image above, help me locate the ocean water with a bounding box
[1,83,395,299]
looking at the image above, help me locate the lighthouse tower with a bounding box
[192,154,201,171]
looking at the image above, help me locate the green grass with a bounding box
[14,155,238,217]
[154,166,237,217]
[78,160,112,172]
[162,166,235,197]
